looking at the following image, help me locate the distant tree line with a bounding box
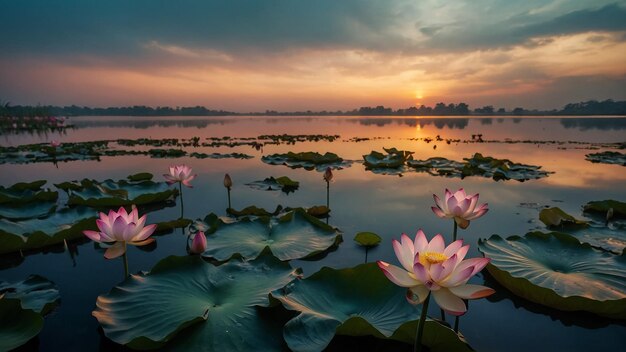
[1,99,624,117]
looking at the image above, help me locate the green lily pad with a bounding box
[258,134,340,144]
[0,201,57,220]
[271,263,472,352]
[197,209,342,261]
[262,151,352,171]
[189,152,253,159]
[462,153,551,181]
[306,205,330,218]
[539,207,589,229]
[0,141,107,164]
[354,232,382,247]
[0,275,60,315]
[478,232,626,319]
[226,205,283,217]
[246,176,300,194]
[407,157,465,177]
[0,180,58,204]
[586,151,626,166]
[0,298,44,351]
[55,173,178,207]
[363,148,414,169]
[148,148,187,158]
[0,207,97,254]
[127,172,154,182]
[92,254,301,350]
[584,200,626,218]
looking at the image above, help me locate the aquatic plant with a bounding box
[188,231,207,254]
[431,188,488,232]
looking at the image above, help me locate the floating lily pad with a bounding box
[0,298,44,351]
[93,254,300,350]
[197,209,342,261]
[585,151,626,166]
[539,207,589,229]
[407,157,465,177]
[462,153,551,181]
[363,148,414,169]
[0,201,57,221]
[55,173,178,207]
[478,232,626,319]
[0,141,108,164]
[584,200,626,218]
[0,207,97,254]
[306,205,330,218]
[246,176,300,194]
[258,134,340,144]
[354,232,382,247]
[0,180,58,204]
[0,275,60,315]
[262,152,352,171]
[226,205,283,217]
[271,263,472,352]
[189,152,253,159]
[148,148,187,158]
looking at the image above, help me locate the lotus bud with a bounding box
[224,173,232,190]
[323,167,333,183]
[189,231,207,254]
[50,140,61,148]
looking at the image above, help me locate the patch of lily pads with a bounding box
[246,176,300,194]
[93,254,301,350]
[0,180,57,204]
[0,141,109,164]
[585,151,626,166]
[55,173,178,207]
[271,263,472,352]
[191,208,342,261]
[478,231,626,319]
[584,200,626,218]
[363,148,414,171]
[0,275,60,351]
[262,151,352,171]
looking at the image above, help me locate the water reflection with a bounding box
[560,117,626,131]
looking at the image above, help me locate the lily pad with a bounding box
[246,176,300,194]
[584,200,626,218]
[586,151,626,166]
[148,148,187,158]
[271,263,472,352]
[0,141,107,164]
[462,153,551,181]
[539,207,589,229]
[92,254,300,350]
[0,201,57,221]
[55,173,178,207]
[0,206,97,254]
[306,205,330,218]
[0,298,44,351]
[0,180,58,204]
[363,148,414,169]
[407,157,465,177]
[354,232,382,247]
[226,205,283,217]
[197,208,342,261]
[189,152,253,159]
[478,232,626,319]
[262,151,352,171]
[0,275,60,315]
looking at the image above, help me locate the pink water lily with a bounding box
[83,206,157,259]
[189,231,207,254]
[431,188,488,229]
[164,165,196,188]
[378,230,494,316]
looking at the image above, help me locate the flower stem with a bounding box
[452,221,458,242]
[179,183,184,219]
[227,188,231,209]
[415,293,431,352]
[326,181,330,208]
[122,242,129,278]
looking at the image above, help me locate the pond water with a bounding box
[1,116,625,351]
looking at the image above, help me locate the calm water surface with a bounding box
[1,116,625,351]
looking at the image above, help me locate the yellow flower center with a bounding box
[423,252,448,264]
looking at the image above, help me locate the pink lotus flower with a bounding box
[378,230,494,316]
[50,140,61,148]
[431,188,488,229]
[189,231,207,254]
[323,167,333,182]
[83,206,157,259]
[164,165,196,188]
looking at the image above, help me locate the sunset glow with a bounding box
[1,1,625,111]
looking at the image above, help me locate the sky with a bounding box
[0,0,625,112]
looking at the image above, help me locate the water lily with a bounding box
[189,231,207,254]
[164,165,196,188]
[431,188,488,230]
[378,230,494,316]
[83,206,157,260]
[323,167,333,183]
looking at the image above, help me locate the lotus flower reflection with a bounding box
[164,165,197,188]
[431,188,488,229]
[83,206,157,259]
[378,230,494,316]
